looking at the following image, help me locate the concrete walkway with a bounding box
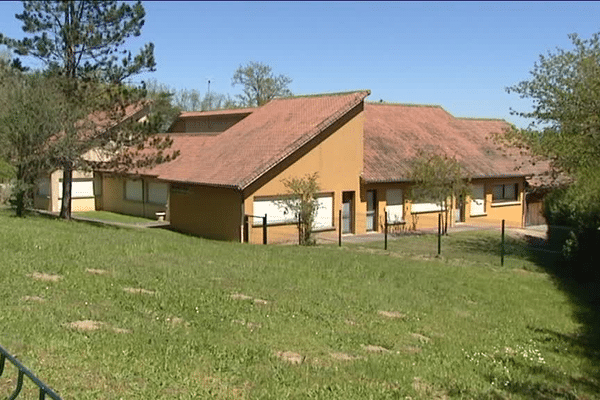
[72,215,170,229]
[32,209,170,229]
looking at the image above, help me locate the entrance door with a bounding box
[342,191,354,234]
[455,194,465,223]
[366,190,376,231]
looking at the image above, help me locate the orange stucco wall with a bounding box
[465,178,525,228]
[243,108,365,244]
[97,174,169,220]
[169,184,242,241]
[361,177,526,233]
[361,182,411,232]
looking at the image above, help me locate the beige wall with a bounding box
[97,173,169,220]
[34,169,96,213]
[244,106,365,244]
[169,184,242,241]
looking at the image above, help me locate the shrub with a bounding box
[543,169,600,281]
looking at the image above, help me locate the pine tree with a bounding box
[1,1,174,219]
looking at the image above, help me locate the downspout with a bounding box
[240,189,245,243]
[522,181,526,228]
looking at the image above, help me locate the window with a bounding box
[125,179,143,202]
[253,197,297,225]
[386,189,404,223]
[411,201,444,214]
[253,194,334,229]
[492,183,518,202]
[313,195,334,230]
[37,178,50,197]
[58,178,94,198]
[147,182,168,205]
[470,184,485,216]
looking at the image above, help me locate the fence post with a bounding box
[437,213,442,256]
[263,214,267,245]
[384,211,388,251]
[243,215,249,243]
[338,209,342,247]
[501,219,505,266]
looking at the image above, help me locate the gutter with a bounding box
[362,172,530,185]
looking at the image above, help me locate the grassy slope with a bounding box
[73,210,154,224]
[0,210,597,399]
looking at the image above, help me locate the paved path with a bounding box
[32,209,170,229]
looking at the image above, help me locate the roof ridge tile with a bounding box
[275,89,371,100]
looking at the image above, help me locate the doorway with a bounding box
[455,194,465,223]
[366,190,377,231]
[342,191,354,234]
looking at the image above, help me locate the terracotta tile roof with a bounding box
[178,108,257,118]
[86,101,151,132]
[50,101,150,155]
[363,103,549,183]
[142,91,370,189]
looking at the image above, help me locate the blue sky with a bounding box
[1,1,599,128]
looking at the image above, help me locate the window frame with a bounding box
[124,179,143,202]
[252,192,334,230]
[386,188,404,223]
[470,184,486,216]
[146,181,168,205]
[491,183,519,204]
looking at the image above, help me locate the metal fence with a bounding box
[0,344,62,399]
[241,208,552,265]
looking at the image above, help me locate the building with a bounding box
[33,103,151,213]
[94,91,546,243]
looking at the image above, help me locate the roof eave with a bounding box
[362,172,530,185]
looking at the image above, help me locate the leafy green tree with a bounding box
[232,61,292,107]
[505,32,600,275]
[279,172,320,246]
[0,71,68,216]
[506,32,600,177]
[1,0,166,219]
[410,151,470,234]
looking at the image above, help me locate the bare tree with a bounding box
[278,173,320,245]
[410,151,470,234]
[232,61,292,107]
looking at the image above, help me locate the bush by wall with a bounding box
[544,170,600,281]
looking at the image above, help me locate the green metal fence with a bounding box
[0,344,62,400]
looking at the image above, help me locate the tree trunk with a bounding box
[59,164,73,219]
[15,190,24,217]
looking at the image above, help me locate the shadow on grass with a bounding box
[495,234,600,398]
[445,232,531,259]
[445,231,600,397]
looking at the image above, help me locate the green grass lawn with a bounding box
[0,209,598,399]
[340,229,547,272]
[73,210,154,224]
